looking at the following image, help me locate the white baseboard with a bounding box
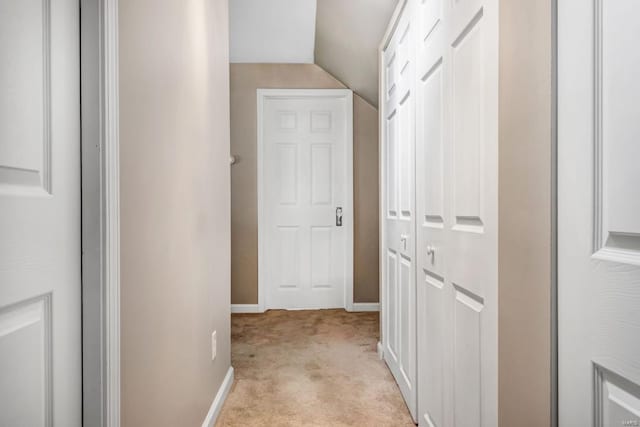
[202,366,234,427]
[350,302,380,312]
[232,303,378,313]
[231,304,264,313]
[377,341,384,360]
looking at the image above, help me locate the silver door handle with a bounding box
[336,207,343,227]
[427,246,435,256]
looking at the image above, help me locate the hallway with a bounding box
[217,310,414,426]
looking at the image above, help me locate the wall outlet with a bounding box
[211,331,217,361]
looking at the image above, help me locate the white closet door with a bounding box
[415,0,450,425]
[381,3,417,421]
[559,0,640,425]
[415,0,499,424]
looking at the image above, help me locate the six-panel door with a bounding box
[261,92,353,310]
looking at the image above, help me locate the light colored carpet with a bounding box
[217,309,415,426]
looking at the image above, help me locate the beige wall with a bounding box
[119,0,231,426]
[314,0,397,106]
[230,63,379,304]
[498,0,554,425]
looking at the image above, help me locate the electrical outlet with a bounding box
[211,331,217,361]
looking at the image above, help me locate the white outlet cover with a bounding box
[211,331,217,361]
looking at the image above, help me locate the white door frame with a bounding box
[80,0,121,426]
[257,88,354,312]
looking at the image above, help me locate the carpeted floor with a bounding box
[217,309,415,426]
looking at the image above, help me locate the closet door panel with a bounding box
[381,3,417,421]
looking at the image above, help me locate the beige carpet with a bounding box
[217,309,415,426]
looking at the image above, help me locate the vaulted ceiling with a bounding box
[314,0,397,107]
[229,0,397,107]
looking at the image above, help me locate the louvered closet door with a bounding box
[415,0,499,424]
[381,3,417,421]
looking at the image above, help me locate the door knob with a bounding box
[427,246,435,256]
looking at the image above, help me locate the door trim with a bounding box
[256,88,354,311]
[80,0,121,425]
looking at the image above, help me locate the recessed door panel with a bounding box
[387,250,399,362]
[311,144,332,206]
[451,12,484,231]
[387,110,398,217]
[276,144,298,205]
[0,296,52,427]
[453,286,483,427]
[277,226,300,289]
[311,226,332,289]
[420,60,444,227]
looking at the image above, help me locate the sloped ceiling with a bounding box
[229,0,317,63]
[229,0,397,107]
[314,0,398,107]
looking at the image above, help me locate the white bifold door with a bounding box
[415,0,498,426]
[259,89,353,310]
[0,0,82,425]
[415,0,499,424]
[381,0,498,424]
[559,0,640,425]
[381,3,418,421]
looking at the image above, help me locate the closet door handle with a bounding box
[400,234,408,250]
[426,246,435,256]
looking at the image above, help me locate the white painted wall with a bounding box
[230,0,316,63]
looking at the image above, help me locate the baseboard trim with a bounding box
[377,341,384,360]
[201,366,234,427]
[350,302,380,312]
[231,304,264,313]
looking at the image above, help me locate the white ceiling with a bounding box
[229,0,397,107]
[229,0,317,63]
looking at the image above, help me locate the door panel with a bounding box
[414,0,498,423]
[382,4,417,420]
[559,0,640,425]
[261,92,353,310]
[0,0,81,425]
[386,250,399,361]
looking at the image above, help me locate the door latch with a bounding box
[336,207,343,226]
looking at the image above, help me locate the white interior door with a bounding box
[381,4,417,421]
[0,0,82,425]
[559,0,640,425]
[414,0,499,424]
[259,89,353,310]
